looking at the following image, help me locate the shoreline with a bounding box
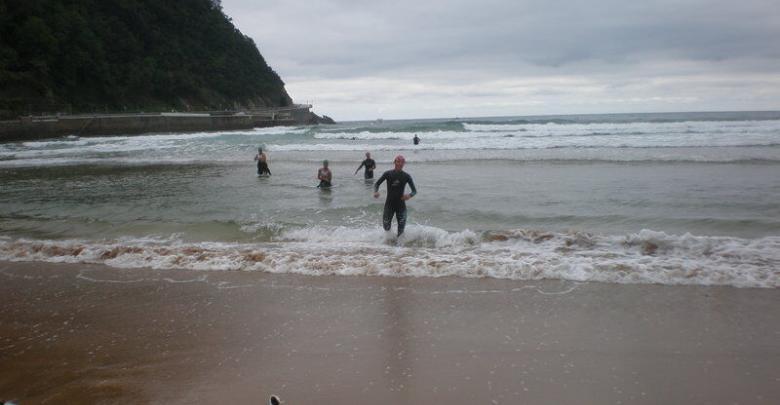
[1,261,777,404]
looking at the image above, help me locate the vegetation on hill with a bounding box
[0,0,292,117]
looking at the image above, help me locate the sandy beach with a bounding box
[0,261,777,404]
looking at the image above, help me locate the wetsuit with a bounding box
[356,158,376,179]
[256,153,271,175]
[258,161,271,175]
[318,168,332,188]
[374,169,417,235]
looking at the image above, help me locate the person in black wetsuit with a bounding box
[354,152,377,179]
[373,155,417,236]
[413,134,420,145]
[317,160,332,188]
[254,147,271,175]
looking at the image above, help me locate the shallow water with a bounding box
[1,111,779,287]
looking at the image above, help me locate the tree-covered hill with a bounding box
[0,0,293,117]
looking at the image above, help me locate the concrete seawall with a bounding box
[0,111,308,142]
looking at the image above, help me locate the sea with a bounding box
[1,111,778,288]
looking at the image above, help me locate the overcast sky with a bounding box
[221,0,780,121]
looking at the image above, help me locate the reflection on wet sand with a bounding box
[1,261,778,404]
[381,278,412,402]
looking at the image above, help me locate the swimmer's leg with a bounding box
[396,205,407,236]
[382,203,393,231]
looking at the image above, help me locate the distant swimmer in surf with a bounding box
[354,152,377,179]
[254,147,271,175]
[317,160,332,188]
[413,134,420,145]
[374,155,417,236]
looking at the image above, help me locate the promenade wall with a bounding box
[0,113,299,142]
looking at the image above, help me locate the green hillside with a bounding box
[0,0,292,117]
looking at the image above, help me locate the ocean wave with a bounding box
[0,157,212,168]
[460,112,780,125]
[251,126,309,135]
[267,142,780,152]
[0,126,302,156]
[313,130,515,140]
[313,128,772,141]
[1,228,777,288]
[2,154,778,169]
[318,121,466,134]
[316,119,780,139]
[3,117,779,167]
[2,148,779,168]
[462,120,780,135]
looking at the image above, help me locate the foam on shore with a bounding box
[1,227,777,288]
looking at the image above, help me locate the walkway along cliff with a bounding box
[0,105,335,142]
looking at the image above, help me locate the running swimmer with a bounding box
[354,152,377,179]
[317,160,333,188]
[373,155,417,236]
[254,147,271,175]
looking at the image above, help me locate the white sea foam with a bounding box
[269,132,780,151]
[463,119,780,136]
[0,157,218,168]
[250,126,308,135]
[20,138,93,148]
[313,130,515,140]
[2,118,779,167]
[0,126,302,160]
[284,118,780,151]
[2,145,778,168]
[463,123,530,132]
[1,228,777,288]
[279,225,480,248]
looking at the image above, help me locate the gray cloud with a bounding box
[222,0,780,119]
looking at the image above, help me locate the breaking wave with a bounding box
[1,227,777,288]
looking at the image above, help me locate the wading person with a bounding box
[373,155,417,236]
[254,147,271,175]
[354,152,377,179]
[317,160,332,188]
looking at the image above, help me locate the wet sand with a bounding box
[1,261,778,404]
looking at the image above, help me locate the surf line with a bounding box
[74,268,211,285]
[511,283,581,295]
[76,269,150,284]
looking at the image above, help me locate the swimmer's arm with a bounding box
[408,176,417,197]
[401,176,417,201]
[373,172,388,197]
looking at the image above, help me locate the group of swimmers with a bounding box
[253,148,417,236]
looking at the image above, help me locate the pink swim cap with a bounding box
[394,155,405,162]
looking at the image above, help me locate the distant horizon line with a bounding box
[333,109,780,123]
